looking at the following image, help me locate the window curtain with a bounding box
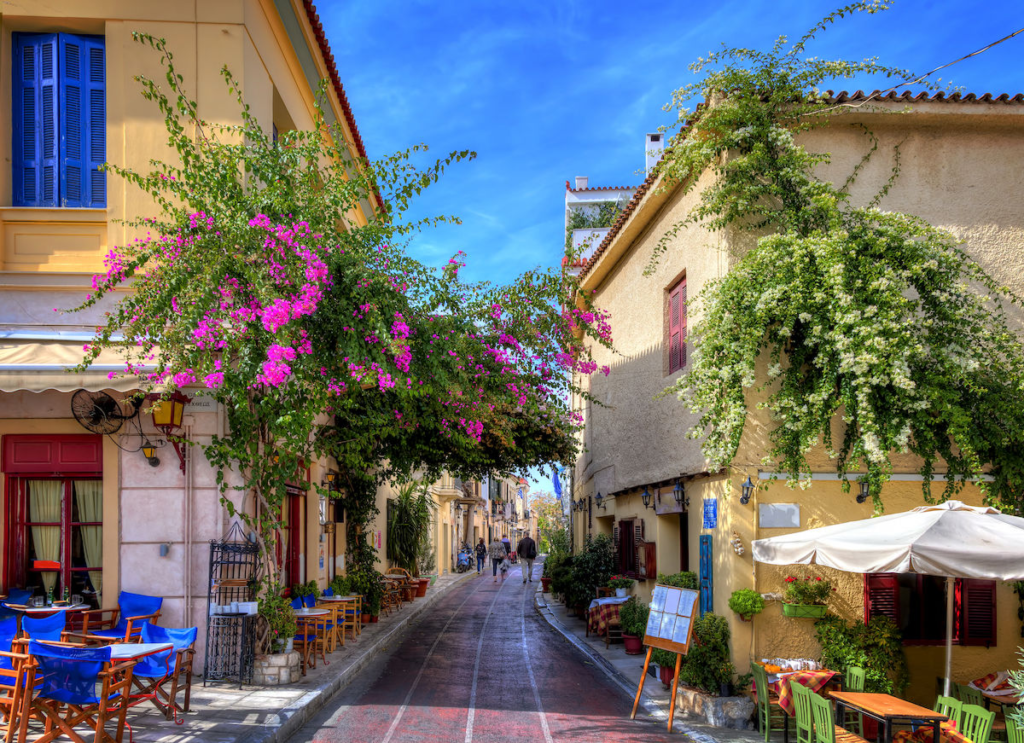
[28,480,61,593]
[74,480,103,602]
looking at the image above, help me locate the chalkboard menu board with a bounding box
[644,584,700,655]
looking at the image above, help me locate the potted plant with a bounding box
[678,613,735,696]
[782,575,832,618]
[258,588,298,654]
[292,579,320,604]
[328,575,350,596]
[728,588,765,621]
[387,481,434,576]
[619,596,649,655]
[608,574,635,598]
[652,647,679,687]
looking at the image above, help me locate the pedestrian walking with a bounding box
[475,537,487,574]
[516,532,538,583]
[501,535,511,556]
[488,537,506,583]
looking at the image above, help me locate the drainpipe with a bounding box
[183,419,194,626]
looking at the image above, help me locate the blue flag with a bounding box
[552,466,563,499]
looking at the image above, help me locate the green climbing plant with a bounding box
[653,3,1024,508]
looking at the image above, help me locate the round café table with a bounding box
[2,601,89,632]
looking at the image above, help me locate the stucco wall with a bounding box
[573,99,1024,705]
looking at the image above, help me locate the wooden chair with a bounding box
[959,685,1006,740]
[315,601,343,651]
[791,680,814,743]
[26,640,136,743]
[604,619,623,649]
[752,662,789,743]
[293,615,328,675]
[810,691,868,743]
[934,696,963,729]
[129,625,197,723]
[339,597,361,644]
[1006,714,1023,743]
[844,666,866,735]
[67,591,162,643]
[961,704,996,743]
[0,649,35,743]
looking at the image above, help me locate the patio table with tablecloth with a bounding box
[893,721,972,743]
[752,669,839,716]
[587,597,628,637]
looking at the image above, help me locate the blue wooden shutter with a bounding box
[699,535,713,615]
[60,34,105,208]
[12,33,58,207]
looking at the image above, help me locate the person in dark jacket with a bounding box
[474,538,487,574]
[517,533,538,583]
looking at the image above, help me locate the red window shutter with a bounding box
[680,280,687,368]
[959,579,996,647]
[864,573,899,625]
[669,285,681,373]
[2,434,102,474]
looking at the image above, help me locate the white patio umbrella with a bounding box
[752,500,1024,697]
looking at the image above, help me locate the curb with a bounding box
[237,570,478,743]
[533,592,727,743]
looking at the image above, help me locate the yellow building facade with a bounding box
[572,94,1024,705]
[0,0,374,662]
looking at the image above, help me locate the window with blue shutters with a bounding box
[699,535,713,616]
[12,32,105,208]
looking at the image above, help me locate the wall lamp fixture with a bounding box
[740,476,755,505]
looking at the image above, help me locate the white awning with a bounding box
[0,338,145,393]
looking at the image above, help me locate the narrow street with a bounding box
[296,561,677,743]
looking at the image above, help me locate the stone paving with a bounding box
[55,570,477,743]
[535,589,764,743]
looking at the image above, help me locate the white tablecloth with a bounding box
[588,596,629,611]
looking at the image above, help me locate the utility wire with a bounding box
[824,26,1024,111]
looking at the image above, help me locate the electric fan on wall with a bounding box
[71,389,131,435]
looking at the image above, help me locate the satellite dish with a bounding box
[71,389,125,435]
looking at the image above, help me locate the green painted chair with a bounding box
[810,689,861,743]
[959,684,986,707]
[791,680,815,743]
[961,703,996,743]
[958,685,1006,740]
[752,663,789,743]
[934,695,963,729]
[844,666,867,735]
[1005,714,1023,743]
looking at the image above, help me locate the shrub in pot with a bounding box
[728,588,765,621]
[679,613,734,695]
[657,571,699,589]
[258,587,298,654]
[652,647,679,686]
[607,575,635,598]
[619,596,649,655]
[567,535,616,614]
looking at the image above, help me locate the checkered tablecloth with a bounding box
[587,599,627,636]
[893,721,971,743]
[762,671,838,717]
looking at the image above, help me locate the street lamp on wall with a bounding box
[595,492,606,510]
[141,440,160,468]
[148,391,190,474]
[856,477,871,504]
[640,488,653,510]
[740,476,755,505]
[673,481,686,508]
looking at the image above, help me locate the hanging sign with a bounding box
[702,498,718,529]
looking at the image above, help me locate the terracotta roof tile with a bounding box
[565,182,638,193]
[578,90,1023,281]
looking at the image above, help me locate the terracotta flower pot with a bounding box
[540,577,551,593]
[361,613,370,624]
[659,664,675,687]
[416,579,429,597]
[370,614,379,623]
[623,634,644,655]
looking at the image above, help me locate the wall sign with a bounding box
[702,498,718,529]
[759,503,800,528]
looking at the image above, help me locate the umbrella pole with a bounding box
[944,576,954,698]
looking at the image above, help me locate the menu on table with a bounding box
[644,584,700,655]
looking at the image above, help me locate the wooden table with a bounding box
[107,642,173,661]
[832,691,947,743]
[982,690,1023,708]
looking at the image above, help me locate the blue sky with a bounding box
[322,0,1023,494]
[325,0,1022,285]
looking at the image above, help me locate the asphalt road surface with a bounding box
[295,561,680,742]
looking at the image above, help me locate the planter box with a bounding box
[674,686,755,730]
[253,651,301,686]
[781,603,827,619]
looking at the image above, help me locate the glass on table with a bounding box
[71,594,83,606]
[31,596,44,608]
